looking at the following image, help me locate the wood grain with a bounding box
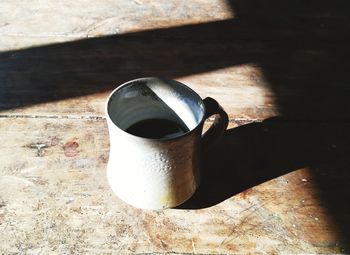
[0,118,347,253]
[1,0,350,253]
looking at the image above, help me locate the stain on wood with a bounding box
[63,140,80,157]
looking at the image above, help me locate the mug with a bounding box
[106,77,228,209]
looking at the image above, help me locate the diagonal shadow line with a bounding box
[0,19,255,111]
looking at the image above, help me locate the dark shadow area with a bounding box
[180,0,350,251]
[226,0,350,121]
[1,0,350,250]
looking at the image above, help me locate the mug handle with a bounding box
[201,97,229,148]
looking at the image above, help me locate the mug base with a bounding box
[106,160,197,210]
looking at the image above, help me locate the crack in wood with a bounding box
[0,114,105,120]
[29,143,49,157]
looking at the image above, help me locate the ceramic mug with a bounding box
[106,77,228,209]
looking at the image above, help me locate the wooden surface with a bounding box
[1,0,350,253]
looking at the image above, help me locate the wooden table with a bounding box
[1,0,350,253]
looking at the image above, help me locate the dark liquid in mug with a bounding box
[126,119,189,139]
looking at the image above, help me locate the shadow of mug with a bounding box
[179,117,350,212]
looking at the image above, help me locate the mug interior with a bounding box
[107,77,205,139]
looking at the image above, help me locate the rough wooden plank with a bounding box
[1,118,349,253]
[1,1,349,121]
[1,0,350,253]
[0,0,271,120]
[0,0,232,44]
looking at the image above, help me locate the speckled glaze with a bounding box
[106,77,227,209]
[106,120,201,209]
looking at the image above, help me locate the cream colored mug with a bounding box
[106,77,228,209]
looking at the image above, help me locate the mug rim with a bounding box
[105,77,206,141]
